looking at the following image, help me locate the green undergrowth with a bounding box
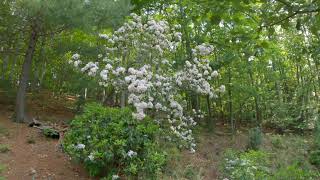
[219,133,320,179]
[160,128,320,180]
[159,143,204,180]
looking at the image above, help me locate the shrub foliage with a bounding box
[63,103,166,178]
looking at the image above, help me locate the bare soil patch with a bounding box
[0,91,92,180]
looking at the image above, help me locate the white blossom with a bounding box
[100,70,109,81]
[112,175,120,180]
[219,85,226,93]
[72,53,80,60]
[248,56,255,62]
[211,70,219,78]
[99,33,108,39]
[88,153,94,161]
[127,150,137,158]
[75,143,85,150]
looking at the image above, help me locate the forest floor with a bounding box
[0,91,315,180]
[0,91,92,180]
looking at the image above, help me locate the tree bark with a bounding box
[15,28,39,123]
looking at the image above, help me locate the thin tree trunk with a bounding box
[15,28,39,123]
[1,55,9,80]
[120,90,126,108]
[206,95,213,131]
[228,67,235,133]
[84,88,87,99]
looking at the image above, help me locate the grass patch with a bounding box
[240,133,320,179]
[0,145,10,153]
[183,164,203,180]
[158,130,319,179]
[158,141,205,179]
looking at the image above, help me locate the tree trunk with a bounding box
[120,90,126,108]
[15,28,39,123]
[84,88,88,99]
[100,89,106,103]
[228,67,235,133]
[206,95,213,131]
[1,55,9,80]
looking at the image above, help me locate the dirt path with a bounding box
[0,110,91,180]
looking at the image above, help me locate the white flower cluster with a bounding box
[68,53,81,67]
[192,109,205,119]
[126,66,154,120]
[127,150,137,158]
[99,13,181,66]
[224,157,261,179]
[193,43,214,56]
[75,143,85,150]
[248,56,255,62]
[175,44,220,98]
[96,63,128,88]
[219,85,226,93]
[81,62,99,76]
[88,152,94,161]
[112,174,120,180]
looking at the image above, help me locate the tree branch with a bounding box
[263,8,320,27]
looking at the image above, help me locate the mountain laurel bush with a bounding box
[63,103,166,178]
[220,149,270,180]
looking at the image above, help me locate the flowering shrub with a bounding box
[68,13,224,152]
[220,149,319,180]
[220,149,270,180]
[63,103,166,178]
